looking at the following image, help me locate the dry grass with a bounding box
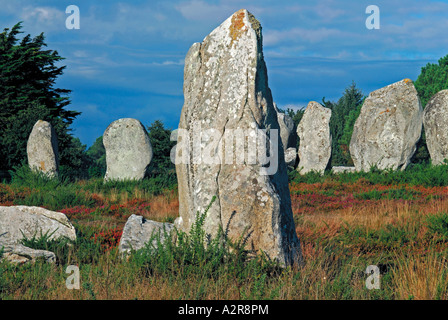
[391,248,448,300]
[144,190,179,222]
[3,179,448,300]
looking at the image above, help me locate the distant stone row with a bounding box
[284,79,448,174]
[28,79,448,180]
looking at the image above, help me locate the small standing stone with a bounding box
[285,147,298,167]
[296,101,332,175]
[350,79,422,171]
[27,120,59,178]
[103,118,153,181]
[274,103,297,151]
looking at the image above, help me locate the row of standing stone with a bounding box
[282,80,448,174]
[27,81,448,180]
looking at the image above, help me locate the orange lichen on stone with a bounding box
[229,9,246,45]
[379,108,390,115]
[40,161,46,171]
[404,78,412,84]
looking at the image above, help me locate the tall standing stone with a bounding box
[350,79,422,171]
[175,9,301,266]
[103,118,153,181]
[423,90,448,165]
[296,101,332,175]
[27,120,59,178]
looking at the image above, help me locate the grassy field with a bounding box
[2,164,448,300]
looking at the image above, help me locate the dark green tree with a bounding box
[286,107,305,150]
[0,22,82,176]
[86,136,106,178]
[59,136,93,180]
[338,97,365,166]
[146,120,176,177]
[415,54,448,108]
[325,82,364,167]
[411,55,448,164]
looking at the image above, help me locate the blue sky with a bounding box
[2,0,448,147]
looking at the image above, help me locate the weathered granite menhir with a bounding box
[27,120,59,178]
[350,79,422,172]
[173,9,301,267]
[103,118,153,181]
[118,214,174,255]
[274,103,297,151]
[296,101,332,175]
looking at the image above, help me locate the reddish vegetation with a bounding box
[3,179,448,257]
[92,226,123,252]
[289,181,448,216]
[0,184,29,206]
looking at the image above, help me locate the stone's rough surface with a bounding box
[27,120,59,178]
[0,206,76,264]
[176,9,301,266]
[332,166,356,174]
[118,214,174,254]
[296,101,332,175]
[350,79,422,172]
[423,90,448,165]
[103,118,153,181]
[274,103,296,151]
[285,147,298,167]
[1,244,56,264]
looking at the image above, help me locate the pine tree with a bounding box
[409,55,448,164]
[86,136,106,178]
[286,107,305,150]
[326,82,364,167]
[146,120,176,176]
[415,54,448,108]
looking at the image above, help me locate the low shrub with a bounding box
[427,212,448,241]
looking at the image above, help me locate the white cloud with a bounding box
[264,27,347,46]
[66,65,100,77]
[20,6,65,33]
[73,50,88,58]
[156,59,185,66]
[314,2,345,20]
